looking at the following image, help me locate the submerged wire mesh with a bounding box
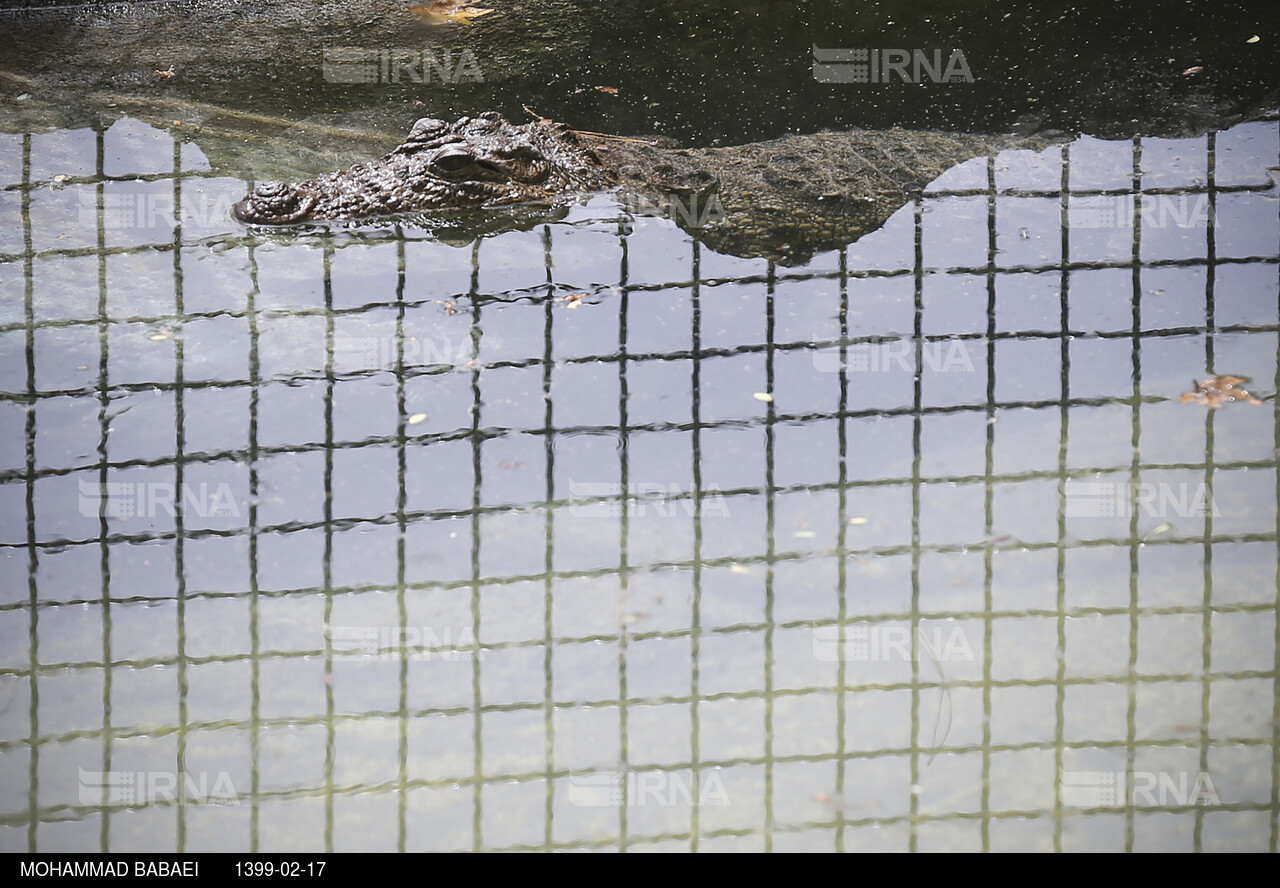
[0,114,1277,851]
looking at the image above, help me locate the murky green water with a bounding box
[0,0,1277,853]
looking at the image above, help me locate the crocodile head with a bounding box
[232,112,616,225]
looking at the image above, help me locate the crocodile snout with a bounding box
[232,181,318,225]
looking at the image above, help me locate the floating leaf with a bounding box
[1180,375,1263,408]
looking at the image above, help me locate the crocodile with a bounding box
[232,111,1055,262]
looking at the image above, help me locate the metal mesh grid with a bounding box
[0,114,1277,852]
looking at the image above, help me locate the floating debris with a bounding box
[409,2,494,24]
[753,392,773,403]
[1181,66,1204,76]
[522,104,553,124]
[848,516,868,525]
[1180,375,1263,408]
[407,413,427,425]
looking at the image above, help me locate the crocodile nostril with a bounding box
[233,184,315,224]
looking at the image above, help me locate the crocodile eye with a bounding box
[431,151,475,176]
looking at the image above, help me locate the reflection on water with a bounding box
[0,112,1278,852]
